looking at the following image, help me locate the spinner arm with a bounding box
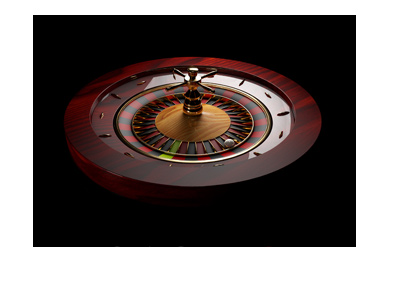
[166,67,217,116]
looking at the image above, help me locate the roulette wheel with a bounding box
[64,57,321,206]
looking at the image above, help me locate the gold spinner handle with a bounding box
[166,67,217,116]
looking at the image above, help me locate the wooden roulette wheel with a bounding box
[64,57,321,206]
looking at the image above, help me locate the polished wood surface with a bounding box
[64,57,321,205]
[155,104,231,142]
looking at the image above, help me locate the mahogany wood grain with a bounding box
[64,57,321,206]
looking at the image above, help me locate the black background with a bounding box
[34,15,355,246]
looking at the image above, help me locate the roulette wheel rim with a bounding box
[64,57,321,204]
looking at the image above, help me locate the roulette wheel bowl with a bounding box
[64,57,321,206]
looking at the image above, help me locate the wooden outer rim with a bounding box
[64,57,321,192]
